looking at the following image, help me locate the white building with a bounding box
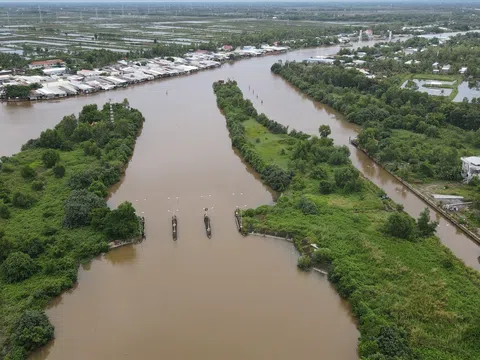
[42,67,67,76]
[441,64,451,73]
[461,156,480,182]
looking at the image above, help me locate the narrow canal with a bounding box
[0,42,477,359]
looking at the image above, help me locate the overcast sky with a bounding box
[0,0,470,3]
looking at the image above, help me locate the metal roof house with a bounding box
[461,156,480,182]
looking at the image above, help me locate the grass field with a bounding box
[243,119,293,169]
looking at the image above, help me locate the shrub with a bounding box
[0,201,10,219]
[376,326,411,358]
[68,169,96,190]
[99,165,120,186]
[19,237,45,258]
[12,310,54,351]
[20,165,36,179]
[88,180,107,198]
[12,192,35,209]
[334,167,359,188]
[42,149,60,168]
[312,248,333,265]
[297,255,312,271]
[53,165,66,178]
[1,163,14,173]
[298,196,318,215]
[1,251,37,283]
[311,166,328,180]
[90,207,111,230]
[384,212,415,239]
[63,189,106,228]
[319,180,336,194]
[83,141,102,158]
[31,180,45,191]
[60,140,74,151]
[0,235,13,262]
[261,164,292,192]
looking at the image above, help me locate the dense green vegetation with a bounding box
[213,80,480,360]
[4,84,42,100]
[272,50,480,229]
[0,100,144,359]
[0,54,28,70]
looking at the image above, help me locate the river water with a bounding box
[0,42,477,359]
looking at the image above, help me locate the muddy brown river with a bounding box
[0,43,478,360]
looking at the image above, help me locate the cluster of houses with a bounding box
[0,44,288,100]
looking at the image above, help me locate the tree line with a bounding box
[0,100,144,359]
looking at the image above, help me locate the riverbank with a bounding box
[0,102,144,359]
[271,58,480,261]
[213,80,480,360]
[0,45,290,103]
[350,139,480,246]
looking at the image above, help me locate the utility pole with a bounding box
[38,5,43,23]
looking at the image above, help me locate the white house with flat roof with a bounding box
[461,156,480,182]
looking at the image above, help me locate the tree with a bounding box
[78,104,103,124]
[92,122,110,147]
[38,129,62,149]
[42,149,60,169]
[384,212,415,239]
[63,189,106,228]
[312,248,333,264]
[21,165,36,179]
[319,125,331,138]
[12,310,54,351]
[56,114,78,139]
[1,252,37,283]
[416,208,438,237]
[72,123,92,142]
[104,202,139,240]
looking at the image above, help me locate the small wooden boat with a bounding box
[234,209,242,232]
[172,215,177,240]
[204,214,212,238]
